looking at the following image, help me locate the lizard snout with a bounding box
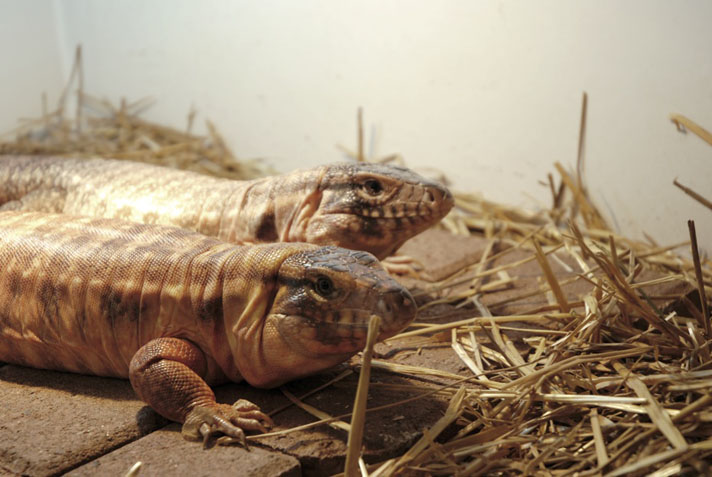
[375,286,416,339]
[424,182,454,216]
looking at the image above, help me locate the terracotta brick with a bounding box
[67,424,300,477]
[0,365,166,476]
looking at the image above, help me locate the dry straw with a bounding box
[0,46,267,181]
[2,55,711,476]
[344,315,381,477]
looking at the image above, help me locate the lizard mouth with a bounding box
[273,291,416,357]
[271,313,369,357]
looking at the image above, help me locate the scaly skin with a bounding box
[0,156,454,260]
[0,211,416,445]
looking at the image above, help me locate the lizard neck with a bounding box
[206,244,309,383]
[218,168,324,245]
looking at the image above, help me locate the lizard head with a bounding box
[303,163,454,259]
[232,245,416,388]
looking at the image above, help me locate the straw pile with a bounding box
[367,208,712,476]
[329,105,711,476]
[0,47,267,181]
[2,58,711,475]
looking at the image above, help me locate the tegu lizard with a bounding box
[0,211,416,445]
[0,156,454,261]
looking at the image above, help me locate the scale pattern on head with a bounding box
[306,162,454,259]
[243,245,416,387]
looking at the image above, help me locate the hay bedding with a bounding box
[1,52,711,476]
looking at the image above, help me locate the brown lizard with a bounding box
[0,211,416,445]
[0,156,454,261]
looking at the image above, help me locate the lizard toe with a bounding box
[232,398,261,412]
[228,415,271,434]
[182,404,252,449]
[231,399,274,430]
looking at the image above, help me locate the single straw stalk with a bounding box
[344,315,381,477]
[688,220,710,336]
[674,179,712,212]
[670,113,712,146]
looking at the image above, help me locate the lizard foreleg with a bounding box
[129,337,272,447]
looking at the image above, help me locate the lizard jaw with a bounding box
[240,289,416,389]
[273,286,416,358]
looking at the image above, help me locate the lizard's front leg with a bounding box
[129,337,272,447]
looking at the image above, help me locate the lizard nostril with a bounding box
[401,290,415,308]
[376,299,391,316]
[424,190,435,203]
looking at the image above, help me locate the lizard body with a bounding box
[0,156,453,259]
[0,211,416,444]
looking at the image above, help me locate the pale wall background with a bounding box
[0,1,64,134]
[2,0,711,250]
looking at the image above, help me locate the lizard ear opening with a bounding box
[282,187,323,242]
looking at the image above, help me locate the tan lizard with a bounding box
[0,211,416,446]
[0,156,453,261]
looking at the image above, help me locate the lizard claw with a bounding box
[181,400,273,449]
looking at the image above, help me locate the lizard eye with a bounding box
[363,179,383,196]
[314,275,336,298]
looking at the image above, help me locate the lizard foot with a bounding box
[182,399,273,449]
